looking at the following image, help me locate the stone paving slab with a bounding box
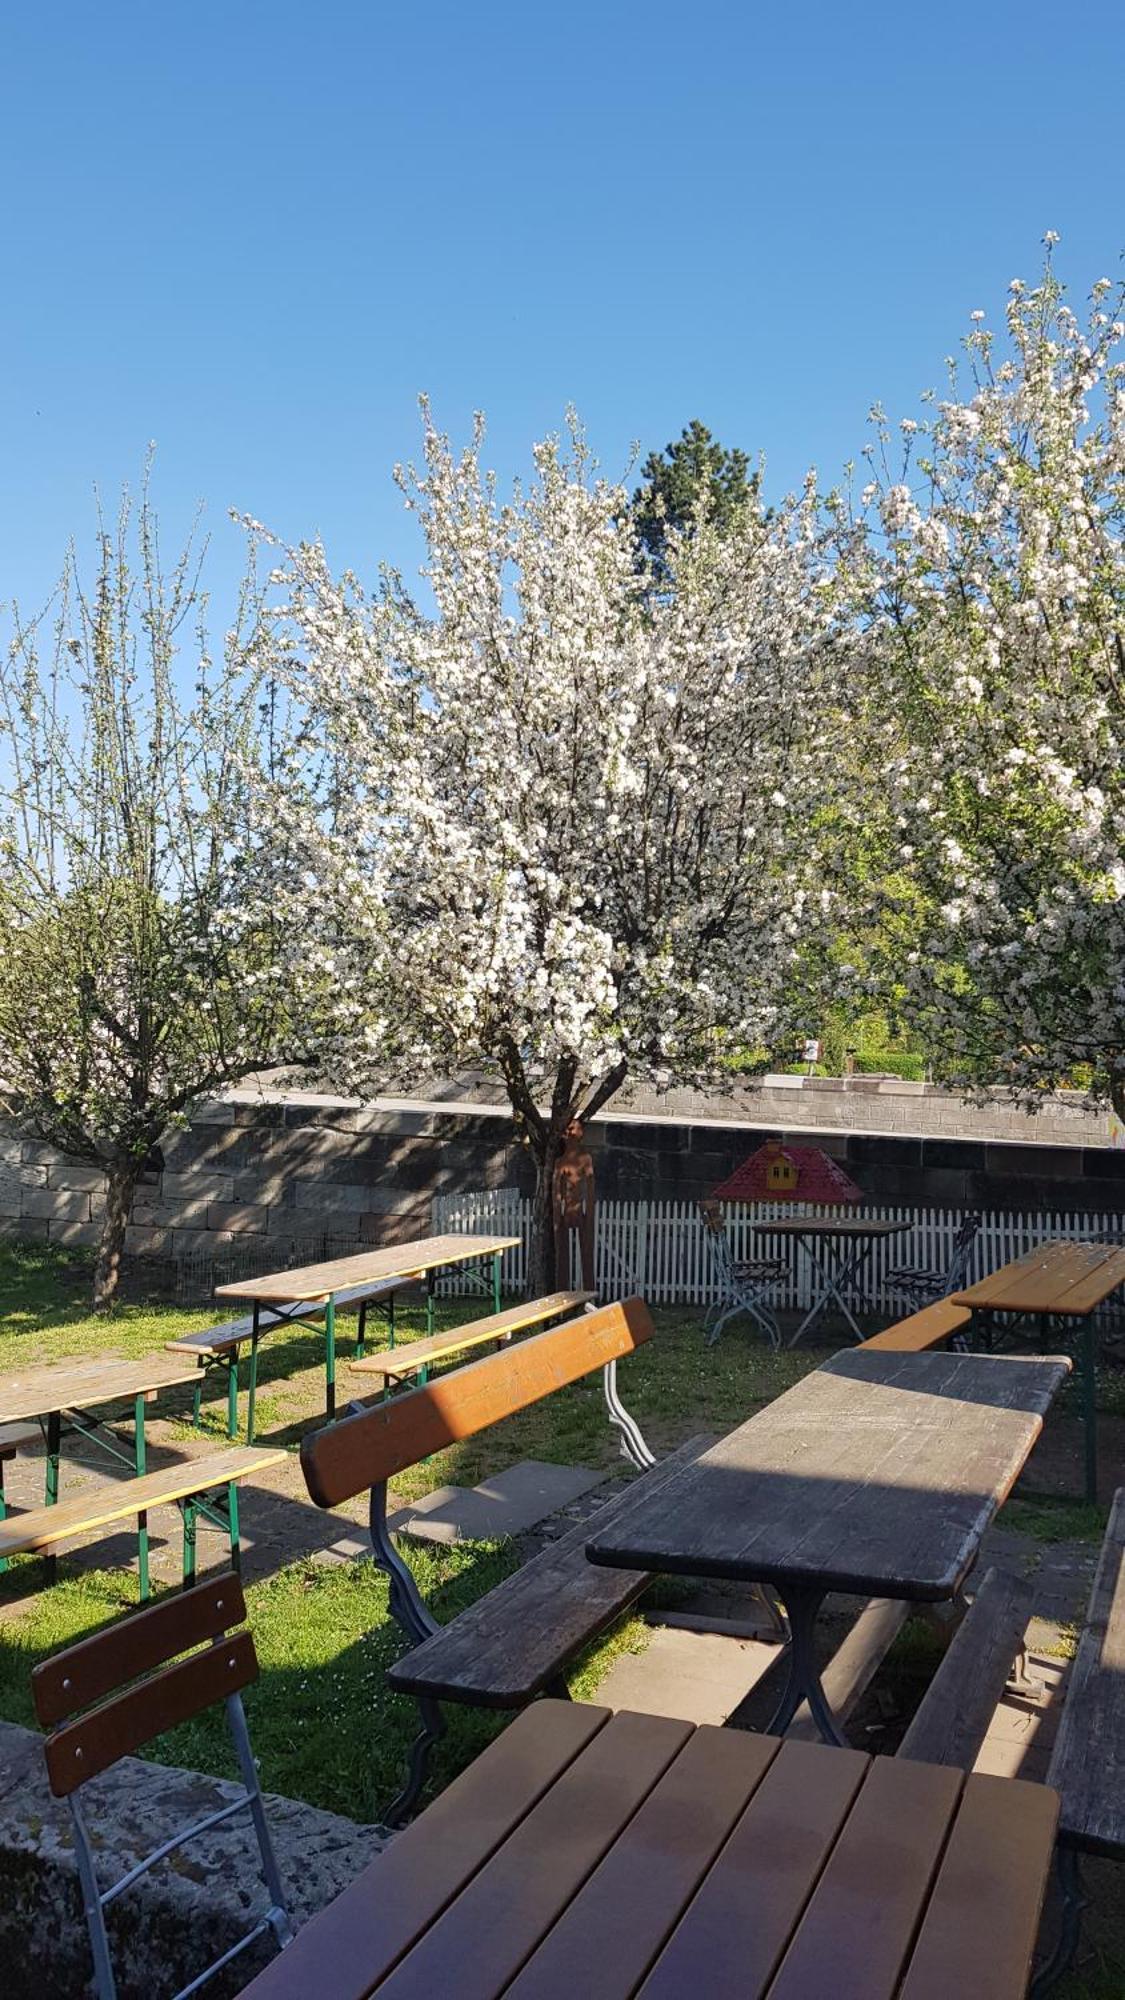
[387,1459,607,1544]
[594,1622,780,1727]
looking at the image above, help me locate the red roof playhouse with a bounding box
[710,1138,862,1204]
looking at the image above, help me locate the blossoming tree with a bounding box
[0,488,317,1307]
[847,247,1125,1118]
[267,409,859,1291]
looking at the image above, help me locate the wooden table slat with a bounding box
[504,1727,781,2000]
[586,1348,1070,1600]
[370,1712,694,2000]
[897,1771,1060,1999]
[0,1354,203,1425]
[954,1240,1125,1316]
[213,1235,520,1305]
[238,1702,612,2000]
[750,1218,911,1241]
[636,1738,869,2000]
[766,1756,964,2000]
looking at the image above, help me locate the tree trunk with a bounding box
[93,1159,142,1311]
[527,1131,564,1299]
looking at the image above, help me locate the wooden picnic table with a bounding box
[240,1700,1058,2000]
[750,1214,911,1344]
[587,1346,1070,1745]
[212,1234,520,1427]
[954,1240,1125,1503]
[0,1353,201,1595]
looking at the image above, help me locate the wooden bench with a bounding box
[859,1298,973,1352]
[166,1277,414,1441]
[0,1421,39,1573]
[301,1296,717,1823]
[348,1290,595,1391]
[0,1444,285,1595]
[898,1567,1035,1767]
[1033,1487,1125,1986]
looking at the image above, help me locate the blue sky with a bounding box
[2,1,1123,621]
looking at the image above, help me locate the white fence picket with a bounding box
[431,1186,1124,1314]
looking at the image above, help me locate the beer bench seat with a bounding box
[858,1298,973,1353]
[348,1291,595,1390]
[0,1445,285,1592]
[898,1566,1035,1768]
[301,1297,716,1822]
[166,1278,416,1440]
[0,1421,39,1572]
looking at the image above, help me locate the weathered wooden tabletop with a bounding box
[751,1216,911,1240]
[240,1701,1058,2000]
[212,1233,521,1305]
[586,1348,1071,1599]
[0,1353,201,1425]
[954,1239,1125,1317]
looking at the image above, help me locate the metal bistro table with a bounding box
[587,1346,1070,1747]
[954,1239,1125,1504]
[0,1354,201,1595]
[213,1233,520,1433]
[751,1214,912,1344]
[239,1701,1058,2000]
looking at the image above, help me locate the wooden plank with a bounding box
[389,1437,712,1705]
[33,1572,247,1724]
[0,1354,201,1425]
[44,1629,257,1796]
[786,1596,910,1741]
[213,1235,520,1305]
[368,1711,694,2000]
[1047,1486,1125,1854]
[503,1727,780,2000]
[636,1738,869,2000]
[899,1567,1034,1768]
[0,1421,38,1457]
[0,1446,284,1557]
[303,1298,655,1508]
[898,1771,1059,1999]
[750,1218,911,1241]
[766,1755,964,1999]
[586,1348,1070,1602]
[859,1300,971,1351]
[350,1292,596,1380]
[239,1703,611,2000]
[955,1240,1125,1316]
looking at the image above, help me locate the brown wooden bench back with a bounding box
[302,1296,656,1509]
[32,1571,256,1797]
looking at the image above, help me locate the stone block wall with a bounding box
[0,1082,1122,1274]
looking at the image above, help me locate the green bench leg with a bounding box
[228,1482,241,1573]
[492,1251,502,1315]
[45,1409,61,1584]
[135,1392,150,1602]
[388,1290,396,1350]
[192,1371,203,1429]
[247,1324,260,1446]
[356,1300,367,1362]
[425,1269,435,1338]
[0,1458,7,1574]
[325,1296,336,1422]
[225,1350,240,1440]
[182,1499,198,1588]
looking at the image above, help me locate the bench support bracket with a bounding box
[1030,1844,1087,1996]
[602,1360,655,1471]
[368,1481,439,1648]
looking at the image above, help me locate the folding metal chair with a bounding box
[32,1572,292,2000]
[699,1199,785,1349]
[887,1211,981,1311]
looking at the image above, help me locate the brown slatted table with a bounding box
[587,1346,1070,1743]
[954,1240,1125,1503]
[240,1702,1058,2000]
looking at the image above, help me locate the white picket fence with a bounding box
[431,1187,1125,1314]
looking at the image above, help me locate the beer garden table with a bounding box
[586,1346,1069,1746]
[953,1239,1125,1504]
[0,1353,201,1594]
[212,1233,520,1429]
[749,1214,912,1344]
[240,1700,1058,2000]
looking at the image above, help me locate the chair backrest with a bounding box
[301,1295,655,1509]
[33,1572,255,1798]
[945,1212,983,1292]
[698,1200,736,1284]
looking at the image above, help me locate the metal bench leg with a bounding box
[68,1793,119,2000]
[134,1393,150,1603]
[368,1482,439,1646]
[45,1408,61,1584]
[225,1351,240,1441]
[247,1313,261,1444]
[356,1299,368,1362]
[226,1691,293,1947]
[602,1360,655,1470]
[1031,1845,1087,1995]
[425,1268,435,1338]
[0,1457,7,1575]
[765,1586,847,1746]
[192,1369,203,1429]
[325,1295,336,1422]
[228,1482,241,1574]
[384,1696,446,1828]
